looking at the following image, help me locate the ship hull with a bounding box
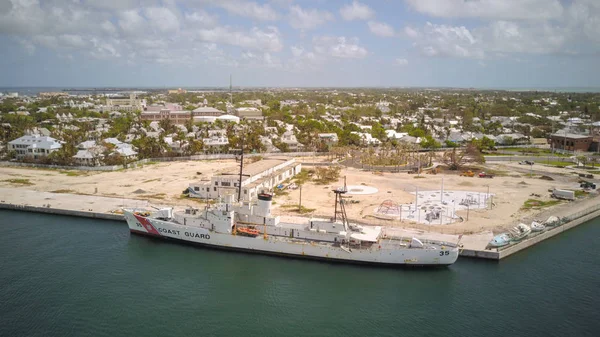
[124,211,459,266]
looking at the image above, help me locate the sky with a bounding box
[1,0,599,88]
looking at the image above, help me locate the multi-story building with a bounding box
[236,107,263,120]
[188,157,301,201]
[8,135,62,160]
[106,93,143,112]
[140,109,191,124]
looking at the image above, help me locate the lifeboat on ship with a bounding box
[237,227,261,237]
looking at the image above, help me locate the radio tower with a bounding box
[229,74,233,105]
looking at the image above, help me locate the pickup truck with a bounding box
[478,172,494,178]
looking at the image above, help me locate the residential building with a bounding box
[8,135,62,160]
[189,158,301,201]
[281,130,302,151]
[318,133,339,147]
[351,132,381,146]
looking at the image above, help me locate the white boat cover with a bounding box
[350,232,378,242]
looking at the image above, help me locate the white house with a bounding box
[8,135,62,160]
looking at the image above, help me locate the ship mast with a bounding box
[333,187,349,232]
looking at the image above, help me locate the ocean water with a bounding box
[0,210,598,337]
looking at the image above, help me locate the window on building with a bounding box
[214,187,217,191]
[215,181,218,186]
[194,187,199,191]
[221,182,231,187]
[244,190,247,194]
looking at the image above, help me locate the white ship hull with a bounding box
[123,210,459,266]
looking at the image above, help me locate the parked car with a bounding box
[519,160,534,165]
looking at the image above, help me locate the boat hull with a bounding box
[124,211,459,266]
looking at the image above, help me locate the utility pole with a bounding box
[441,176,444,202]
[299,184,302,210]
[237,129,244,202]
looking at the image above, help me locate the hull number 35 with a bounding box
[439,251,450,256]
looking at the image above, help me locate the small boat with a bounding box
[509,223,531,241]
[543,215,560,227]
[489,233,512,247]
[236,227,261,237]
[530,221,545,232]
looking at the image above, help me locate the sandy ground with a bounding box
[1,157,598,251]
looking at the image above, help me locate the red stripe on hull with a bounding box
[133,214,161,236]
[130,228,161,237]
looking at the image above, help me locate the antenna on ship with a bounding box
[333,184,349,232]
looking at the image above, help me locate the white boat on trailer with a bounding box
[509,223,532,241]
[123,188,460,266]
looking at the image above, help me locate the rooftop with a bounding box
[550,133,592,139]
[221,157,294,177]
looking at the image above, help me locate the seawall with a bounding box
[0,203,125,221]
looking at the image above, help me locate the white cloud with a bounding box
[313,36,368,59]
[241,51,282,68]
[408,22,484,58]
[368,21,395,37]
[144,7,179,33]
[340,1,374,21]
[403,26,419,39]
[476,21,566,54]
[213,0,279,21]
[289,5,333,30]
[395,58,408,66]
[197,26,283,52]
[185,10,219,27]
[405,0,564,21]
[118,10,146,36]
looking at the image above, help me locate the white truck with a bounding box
[551,189,575,201]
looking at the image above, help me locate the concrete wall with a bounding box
[0,203,125,222]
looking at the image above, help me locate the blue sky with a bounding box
[1,0,599,88]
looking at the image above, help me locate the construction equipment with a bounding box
[460,170,475,177]
[580,181,597,190]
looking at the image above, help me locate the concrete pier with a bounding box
[0,203,124,221]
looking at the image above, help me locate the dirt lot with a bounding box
[0,158,596,236]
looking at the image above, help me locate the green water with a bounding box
[1,210,598,337]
